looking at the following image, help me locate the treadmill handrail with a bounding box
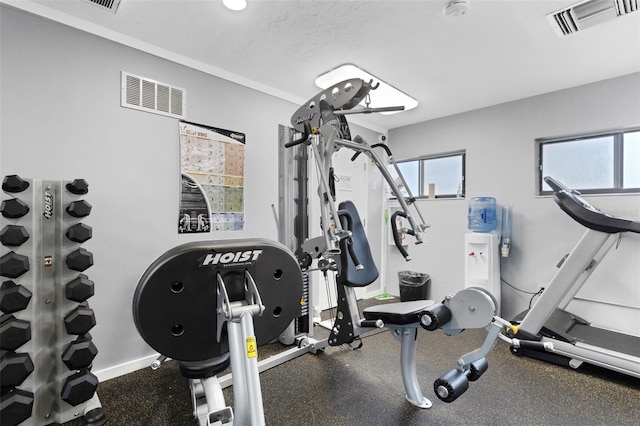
[543,176,639,234]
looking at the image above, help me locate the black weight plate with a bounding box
[133,239,302,362]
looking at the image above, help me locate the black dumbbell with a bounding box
[66,223,92,243]
[66,274,95,303]
[0,252,30,279]
[61,369,98,406]
[66,179,89,195]
[0,351,34,387]
[0,315,31,351]
[2,175,29,194]
[61,337,98,370]
[66,200,92,218]
[0,199,29,219]
[0,281,32,314]
[64,305,96,335]
[66,248,93,272]
[0,225,30,247]
[0,388,34,426]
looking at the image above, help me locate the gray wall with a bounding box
[0,6,382,378]
[388,73,640,336]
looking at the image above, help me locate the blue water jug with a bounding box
[468,197,497,232]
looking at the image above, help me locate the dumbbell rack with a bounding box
[0,175,105,426]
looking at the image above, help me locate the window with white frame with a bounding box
[387,151,465,199]
[537,129,640,195]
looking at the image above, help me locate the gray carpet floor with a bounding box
[63,298,640,425]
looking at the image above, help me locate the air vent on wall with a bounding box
[547,0,638,36]
[84,0,122,13]
[121,72,186,119]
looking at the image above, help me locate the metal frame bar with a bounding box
[519,228,611,334]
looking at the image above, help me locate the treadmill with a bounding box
[511,176,640,378]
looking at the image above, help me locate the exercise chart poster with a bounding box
[178,120,246,233]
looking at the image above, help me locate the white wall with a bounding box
[388,73,640,336]
[0,6,383,378]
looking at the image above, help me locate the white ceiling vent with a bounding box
[83,0,122,13]
[547,0,638,36]
[121,72,186,119]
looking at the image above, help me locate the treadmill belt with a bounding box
[570,324,640,357]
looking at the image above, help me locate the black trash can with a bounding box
[398,271,430,302]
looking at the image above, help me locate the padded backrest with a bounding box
[337,201,379,287]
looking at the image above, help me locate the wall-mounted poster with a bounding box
[178,120,246,233]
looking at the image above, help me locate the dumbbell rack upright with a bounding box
[0,175,105,426]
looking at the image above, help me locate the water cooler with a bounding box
[465,197,501,315]
[464,233,501,315]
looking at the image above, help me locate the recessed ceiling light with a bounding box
[223,0,247,11]
[315,64,418,114]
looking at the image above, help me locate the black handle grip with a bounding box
[284,121,311,148]
[390,210,411,261]
[371,143,392,157]
[351,142,394,162]
[349,135,366,161]
[340,212,363,269]
[346,239,363,270]
[359,319,383,328]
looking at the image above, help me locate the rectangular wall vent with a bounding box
[121,72,186,119]
[547,0,638,36]
[84,0,122,13]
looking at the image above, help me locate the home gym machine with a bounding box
[280,78,505,406]
[277,76,434,362]
[509,176,640,378]
[275,78,438,409]
[132,239,304,426]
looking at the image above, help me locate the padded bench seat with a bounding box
[363,300,436,325]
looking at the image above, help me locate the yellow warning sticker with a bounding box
[246,337,257,359]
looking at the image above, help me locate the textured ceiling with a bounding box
[6,0,640,131]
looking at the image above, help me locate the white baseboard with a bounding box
[365,288,383,298]
[94,353,160,382]
[366,288,398,299]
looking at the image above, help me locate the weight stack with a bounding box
[0,175,105,426]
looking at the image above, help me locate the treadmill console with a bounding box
[543,176,639,234]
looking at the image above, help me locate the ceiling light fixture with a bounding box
[223,0,247,11]
[314,64,418,114]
